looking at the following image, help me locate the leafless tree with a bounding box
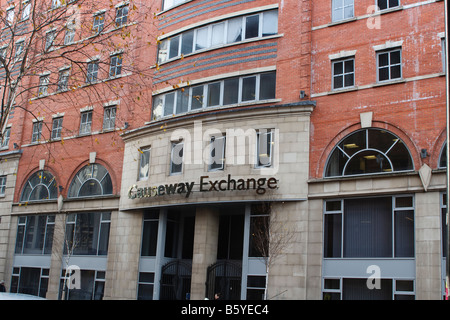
[0,0,158,147]
[250,202,296,300]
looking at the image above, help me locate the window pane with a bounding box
[171,143,183,174]
[324,214,342,257]
[390,65,401,79]
[164,92,175,116]
[209,136,225,171]
[334,61,343,75]
[259,72,276,100]
[139,148,150,180]
[181,30,194,55]
[158,40,168,64]
[378,66,389,81]
[395,210,414,257]
[169,36,180,59]
[141,219,159,256]
[152,96,163,120]
[378,0,388,10]
[390,50,401,64]
[242,76,256,101]
[344,198,392,258]
[378,52,389,67]
[191,85,204,110]
[211,23,224,46]
[333,75,343,89]
[389,0,399,8]
[227,17,242,43]
[176,89,189,114]
[223,78,239,105]
[245,15,259,39]
[195,27,208,50]
[207,82,221,107]
[262,10,278,36]
[344,74,354,87]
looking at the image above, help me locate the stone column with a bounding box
[190,206,220,300]
[415,192,442,300]
[104,210,142,300]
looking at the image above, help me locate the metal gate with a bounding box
[206,260,242,300]
[159,260,192,300]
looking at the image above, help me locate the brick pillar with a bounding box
[190,206,219,300]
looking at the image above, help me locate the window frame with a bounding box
[38,74,50,96]
[332,57,355,90]
[103,105,116,131]
[0,175,6,196]
[376,48,402,83]
[138,147,151,181]
[377,0,400,11]
[255,129,274,169]
[57,68,70,92]
[31,121,43,143]
[170,141,184,175]
[2,127,11,148]
[93,12,105,34]
[86,60,99,84]
[323,195,415,259]
[208,135,226,171]
[79,111,92,135]
[331,0,354,22]
[51,117,63,140]
[109,54,123,78]
[115,4,129,28]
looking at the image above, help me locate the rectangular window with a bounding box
[31,121,42,143]
[0,175,6,196]
[223,77,239,105]
[332,0,354,22]
[51,117,63,140]
[138,272,155,300]
[169,35,180,59]
[109,54,123,78]
[242,76,256,102]
[64,27,75,45]
[6,7,14,26]
[245,15,259,39]
[115,4,129,27]
[209,135,226,171]
[57,68,70,91]
[93,12,105,33]
[138,147,151,180]
[86,61,99,83]
[377,0,400,10]
[259,72,276,100]
[10,267,50,298]
[60,269,105,300]
[227,17,243,43]
[21,1,31,21]
[191,85,204,110]
[256,130,273,168]
[195,27,208,51]
[170,141,183,175]
[377,49,402,82]
[441,193,447,258]
[211,22,225,47]
[64,212,111,256]
[207,82,221,107]
[141,210,158,256]
[324,196,414,258]
[332,58,355,89]
[15,215,55,254]
[262,10,278,36]
[15,41,24,59]
[246,275,266,300]
[39,74,50,96]
[2,127,10,148]
[103,106,116,130]
[181,30,194,55]
[45,30,56,51]
[79,111,92,135]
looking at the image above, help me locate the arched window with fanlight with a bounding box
[325,128,414,177]
[21,170,58,202]
[68,163,113,198]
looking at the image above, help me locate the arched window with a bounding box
[325,128,414,177]
[21,170,58,202]
[68,163,113,198]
